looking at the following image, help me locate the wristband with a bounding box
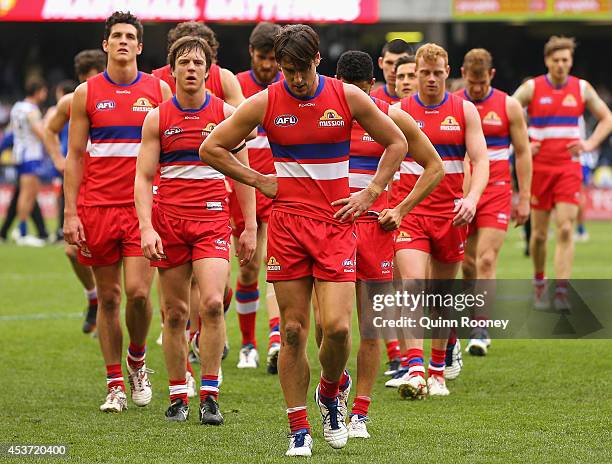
[230,143,247,155]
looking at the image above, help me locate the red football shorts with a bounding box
[78,205,142,267]
[229,188,273,238]
[531,164,582,211]
[266,210,357,282]
[151,206,231,268]
[394,214,467,264]
[356,221,394,281]
[468,185,512,235]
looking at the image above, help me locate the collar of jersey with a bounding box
[464,87,493,103]
[250,70,281,89]
[283,74,325,101]
[545,74,569,90]
[172,93,210,113]
[415,91,448,109]
[383,86,400,100]
[103,70,141,87]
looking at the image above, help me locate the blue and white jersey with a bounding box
[9,100,44,164]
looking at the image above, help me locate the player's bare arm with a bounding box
[160,79,173,101]
[507,95,532,225]
[455,100,489,226]
[513,79,540,155]
[222,102,256,266]
[199,91,276,198]
[63,82,89,245]
[333,83,407,222]
[134,108,164,261]
[379,104,444,230]
[43,93,72,173]
[220,67,246,108]
[26,106,45,141]
[568,81,612,155]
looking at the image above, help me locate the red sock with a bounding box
[224,287,233,313]
[237,312,257,347]
[169,378,188,404]
[318,375,340,402]
[339,369,350,391]
[385,340,401,361]
[287,406,310,434]
[268,316,281,347]
[406,348,425,378]
[106,364,125,391]
[428,348,446,379]
[555,279,569,295]
[351,396,371,417]
[200,375,220,401]
[86,288,97,307]
[447,328,457,347]
[127,343,146,370]
[534,272,545,283]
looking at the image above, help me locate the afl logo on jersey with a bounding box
[319,109,345,127]
[274,114,298,127]
[482,111,502,126]
[132,98,153,112]
[416,120,425,129]
[539,97,553,105]
[96,100,115,111]
[440,116,460,131]
[202,123,216,137]
[164,127,182,137]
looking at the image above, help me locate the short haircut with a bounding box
[167,21,219,60]
[415,43,448,67]
[25,78,47,97]
[462,48,493,76]
[394,54,416,73]
[336,50,373,83]
[104,11,143,43]
[274,24,319,70]
[168,36,213,72]
[381,39,412,58]
[544,35,576,57]
[249,22,281,52]
[74,49,106,78]
[57,80,76,96]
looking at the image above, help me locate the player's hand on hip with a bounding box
[530,141,541,156]
[332,189,376,223]
[452,196,476,226]
[567,139,591,156]
[141,227,164,261]
[257,174,278,199]
[54,158,66,174]
[378,208,402,231]
[512,197,530,226]
[63,214,85,246]
[236,226,257,266]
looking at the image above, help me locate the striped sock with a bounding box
[385,340,401,362]
[127,343,146,370]
[85,288,97,307]
[287,406,310,434]
[236,281,259,347]
[318,375,339,404]
[428,349,446,379]
[169,378,188,404]
[268,316,281,348]
[200,375,220,401]
[407,348,425,378]
[339,369,350,392]
[106,364,125,391]
[351,396,371,418]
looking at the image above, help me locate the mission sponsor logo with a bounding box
[132,97,153,112]
[163,127,182,137]
[440,115,461,131]
[202,122,216,137]
[319,109,345,127]
[96,100,115,111]
[562,94,578,107]
[482,111,502,126]
[267,256,281,271]
[395,231,411,242]
[274,114,298,127]
[362,132,374,142]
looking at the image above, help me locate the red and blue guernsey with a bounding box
[457,87,511,186]
[262,75,352,223]
[400,92,466,217]
[156,94,228,221]
[371,85,401,105]
[152,63,225,100]
[527,75,584,169]
[349,97,390,220]
[85,71,163,206]
[236,70,282,175]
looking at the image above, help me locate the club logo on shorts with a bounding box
[319,109,345,127]
[202,123,216,138]
[274,114,298,127]
[440,116,460,131]
[562,94,578,107]
[163,127,182,137]
[342,258,355,273]
[497,213,508,224]
[396,231,411,242]
[96,100,115,111]
[267,256,281,271]
[539,97,553,105]
[380,260,392,274]
[80,244,92,258]
[214,238,228,251]
[132,97,153,112]
[482,111,502,126]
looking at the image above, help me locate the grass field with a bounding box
[1,222,611,463]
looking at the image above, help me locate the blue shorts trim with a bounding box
[17,160,43,176]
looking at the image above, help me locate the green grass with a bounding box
[1,222,611,463]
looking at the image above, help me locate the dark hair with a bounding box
[74,49,106,79]
[25,78,47,97]
[249,22,281,52]
[168,36,213,72]
[274,24,319,70]
[336,50,373,83]
[381,39,412,58]
[56,80,76,96]
[104,11,143,43]
[394,54,416,72]
[167,21,219,60]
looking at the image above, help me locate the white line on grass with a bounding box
[0,312,82,321]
